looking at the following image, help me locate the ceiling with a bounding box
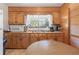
[7,3,63,7]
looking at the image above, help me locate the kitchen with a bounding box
[3,3,79,55]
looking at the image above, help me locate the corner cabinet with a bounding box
[8,12,24,25]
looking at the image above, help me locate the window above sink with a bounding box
[25,15,53,31]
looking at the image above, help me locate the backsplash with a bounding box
[9,25,25,32]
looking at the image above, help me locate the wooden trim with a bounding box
[71,34,79,38]
[60,4,70,44]
[68,8,71,44]
[8,7,60,12]
[9,24,25,25]
[6,48,27,49]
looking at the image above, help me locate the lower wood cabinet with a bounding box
[30,33,38,44]
[6,33,30,48]
[6,32,64,49]
[47,33,56,40]
[55,33,64,42]
[38,33,47,40]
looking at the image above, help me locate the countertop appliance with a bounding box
[50,24,61,32]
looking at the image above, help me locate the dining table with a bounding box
[25,40,79,55]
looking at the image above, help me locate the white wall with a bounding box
[0,3,8,55]
[2,4,8,31]
[0,3,8,30]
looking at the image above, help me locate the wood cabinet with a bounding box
[60,4,70,44]
[47,33,56,40]
[9,7,61,25]
[55,33,64,42]
[9,12,24,24]
[30,33,38,44]
[16,12,24,24]
[9,12,16,24]
[6,33,30,48]
[53,12,61,24]
[6,32,64,48]
[39,33,47,40]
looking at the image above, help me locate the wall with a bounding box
[69,3,79,48]
[0,3,8,55]
[0,3,8,31]
[3,4,9,31]
[0,4,3,55]
[8,7,61,24]
[60,4,70,44]
[70,4,79,36]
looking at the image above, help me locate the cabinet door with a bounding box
[9,12,17,24]
[42,33,47,40]
[16,12,24,24]
[34,33,39,41]
[30,33,38,44]
[39,33,43,40]
[6,33,17,48]
[13,33,30,48]
[20,33,30,48]
[38,33,47,41]
[9,12,24,24]
[6,33,12,48]
[47,33,56,40]
[53,12,60,24]
[55,33,64,42]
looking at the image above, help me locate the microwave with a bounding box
[9,25,25,32]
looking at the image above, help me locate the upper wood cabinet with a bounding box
[9,12,16,24]
[53,12,61,24]
[16,12,24,24]
[9,12,24,24]
[8,7,61,24]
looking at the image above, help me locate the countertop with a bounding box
[7,31,64,34]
